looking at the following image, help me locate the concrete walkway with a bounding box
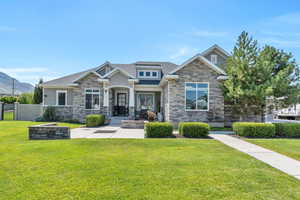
[210,134,300,180]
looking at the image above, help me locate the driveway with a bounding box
[71,126,145,139]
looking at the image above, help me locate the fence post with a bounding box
[14,102,19,120]
[0,102,3,120]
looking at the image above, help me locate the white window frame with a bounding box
[56,90,67,106]
[137,70,160,79]
[85,88,101,110]
[210,54,218,64]
[185,82,209,111]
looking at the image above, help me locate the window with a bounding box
[185,83,209,111]
[210,54,218,64]
[85,88,100,109]
[137,70,160,78]
[137,93,154,111]
[152,71,157,77]
[56,90,67,106]
[139,71,144,77]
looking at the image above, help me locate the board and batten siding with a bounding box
[43,88,73,106]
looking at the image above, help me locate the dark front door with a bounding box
[115,93,128,116]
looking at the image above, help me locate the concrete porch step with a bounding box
[94,126,120,134]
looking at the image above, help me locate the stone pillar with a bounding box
[0,102,3,120]
[103,85,109,117]
[14,102,19,120]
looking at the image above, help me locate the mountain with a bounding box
[0,72,34,95]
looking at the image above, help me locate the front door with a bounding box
[116,93,127,116]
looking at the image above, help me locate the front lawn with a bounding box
[0,121,300,199]
[247,139,300,161]
[3,111,14,120]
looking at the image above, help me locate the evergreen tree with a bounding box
[223,31,300,121]
[33,78,43,104]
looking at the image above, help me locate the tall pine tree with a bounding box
[223,31,300,121]
[33,78,43,104]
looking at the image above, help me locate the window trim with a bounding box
[185,82,209,111]
[210,54,218,64]
[56,90,67,106]
[137,70,160,79]
[84,88,101,110]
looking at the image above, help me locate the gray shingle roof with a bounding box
[42,61,178,87]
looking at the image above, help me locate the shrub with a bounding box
[0,96,17,104]
[43,106,57,121]
[179,122,210,138]
[17,93,33,104]
[274,123,300,138]
[86,114,105,127]
[145,122,173,138]
[233,122,275,138]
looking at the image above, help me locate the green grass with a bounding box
[3,111,14,121]
[247,139,300,161]
[0,121,300,200]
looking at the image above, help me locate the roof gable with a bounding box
[169,54,226,75]
[201,44,230,58]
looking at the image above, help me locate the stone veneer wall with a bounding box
[168,59,225,127]
[72,73,105,122]
[162,84,169,121]
[28,123,70,140]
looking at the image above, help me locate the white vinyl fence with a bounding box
[14,103,43,121]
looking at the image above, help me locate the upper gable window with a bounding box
[210,54,218,65]
[137,70,160,79]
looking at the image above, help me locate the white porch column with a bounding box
[129,87,135,107]
[103,88,109,107]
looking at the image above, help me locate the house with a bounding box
[42,44,230,127]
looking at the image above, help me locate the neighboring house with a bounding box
[42,44,230,126]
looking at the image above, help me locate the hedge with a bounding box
[233,122,275,138]
[145,122,173,138]
[86,114,105,127]
[179,122,210,138]
[274,123,300,138]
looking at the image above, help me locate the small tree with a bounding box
[18,93,33,104]
[223,31,300,121]
[33,78,43,104]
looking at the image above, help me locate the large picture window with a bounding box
[185,83,209,111]
[136,93,154,111]
[85,88,100,109]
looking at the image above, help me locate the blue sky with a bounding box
[1,0,300,84]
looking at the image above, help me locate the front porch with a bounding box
[104,86,162,120]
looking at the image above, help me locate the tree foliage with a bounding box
[33,78,43,104]
[17,93,33,104]
[223,31,300,119]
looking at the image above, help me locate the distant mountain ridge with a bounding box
[0,72,34,95]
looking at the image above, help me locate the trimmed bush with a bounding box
[145,122,173,138]
[233,122,275,138]
[274,123,300,138]
[179,122,210,138]
[86,114,105,127]
[43,106,57,121]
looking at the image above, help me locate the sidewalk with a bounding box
[210,134,300,180]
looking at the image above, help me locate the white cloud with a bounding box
[272,12,300,25]
[0,67,48,74]
[169,47,198,60]
[0,67,56,84]
[190,30,228,37]
[260,38,300,48]
[0,26,17,32]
